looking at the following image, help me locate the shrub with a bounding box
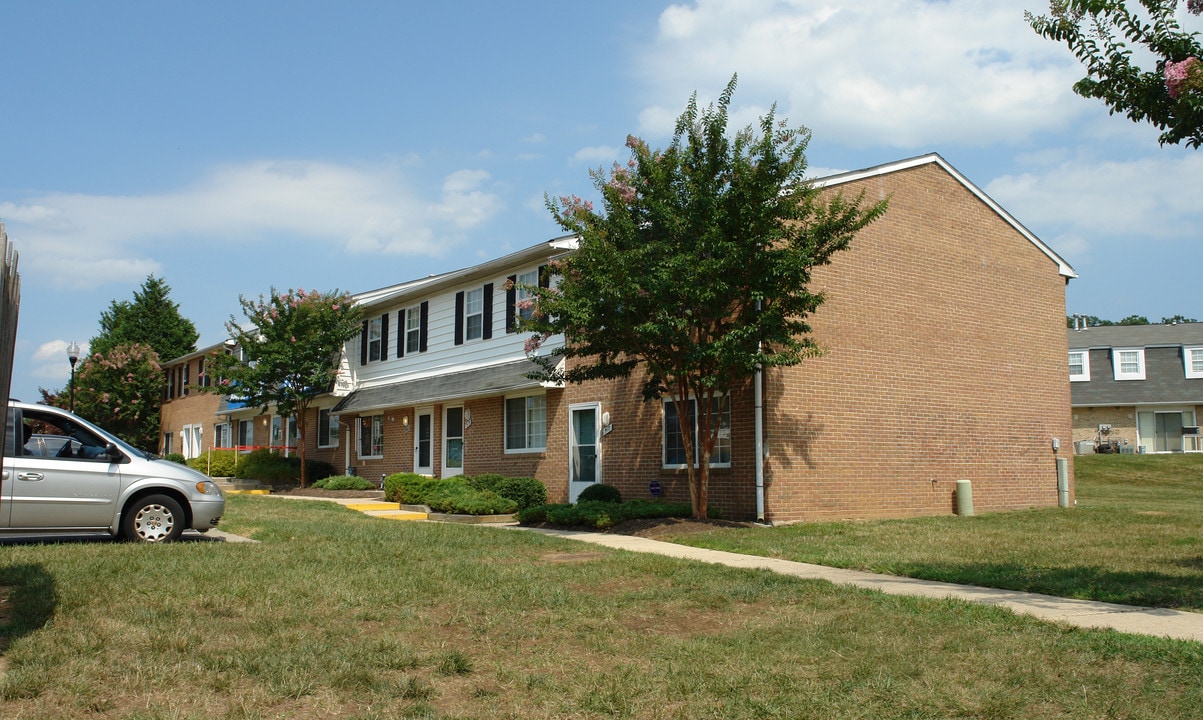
[425,485,517,516]
[313,475,378,491]
[519,499,692,529]
[576,483,622,504]
[464,474,547,510]
[385,473,455,504]
[186,449,239,478]
[164,452,187,465]
[234,449,336,485]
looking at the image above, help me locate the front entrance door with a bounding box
[442,406,464,478]
[414,408,433,475]
[568,404,600,502]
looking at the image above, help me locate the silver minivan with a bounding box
[2,400,225,542]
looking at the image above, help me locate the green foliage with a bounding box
[187,449,239,477]
[313,475,378,491]
[424,485,517,516]
[526,76,886,519]
[463,474,548,510]
[208,287,363,487]
[163,452,186,465]
[576,483,622,504]
[383,473,526,514]
[1028,1,1203,147]
[518,499,693,529]
[89,275,199,361]
[235,449,335,485]
[70,342,163,452]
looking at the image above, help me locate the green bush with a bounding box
[186,449,239,477]
[518,499,692,529]
[464,474,547,510]
[164,452,187,465]
[576,483,622,504]
[234,449,336,485]
[385,473,455,504]
[425,484,518,515]
[313,475,378,491]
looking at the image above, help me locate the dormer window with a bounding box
[1186,346,1203,379]
[1112,347,1145,381]
[1069,350,1090,381]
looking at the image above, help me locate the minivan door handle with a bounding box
[16,472,44,481]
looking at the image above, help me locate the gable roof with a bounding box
[1067,323,1203,349]
[814,153,1077,280]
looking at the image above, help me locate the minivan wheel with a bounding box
[123,495,185,543]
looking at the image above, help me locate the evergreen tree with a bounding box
[90,275,199,361]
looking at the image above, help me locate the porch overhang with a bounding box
[332,359,545,414]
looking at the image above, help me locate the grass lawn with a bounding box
[656,454,1203,610]
[0,484,1199,719]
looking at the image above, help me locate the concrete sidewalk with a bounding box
[523,527,1203,644]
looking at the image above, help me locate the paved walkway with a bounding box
[238,492,1203,644]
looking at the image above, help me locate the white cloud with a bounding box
[570,145,623,164]
[638,0,1087,147]
[1,160,503,289]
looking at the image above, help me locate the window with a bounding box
[505,393,547,452]
[237,419,253,451]
[359,313,389,364]
[455,284,493,345]
[359,415,384,458]
[182,362,190,396]
[1068,350,1090,381]
[663,396,731,468]
[405,304,423,354]
[368,317,383,362]
[1186,347,1203,379]
[162,432,174,455]
[214,422,230,450]
[465,288,483,341]
[1112,347,1146,381]
[506,266,548,333]
[318,409,339,448]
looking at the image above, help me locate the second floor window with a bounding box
[1113,347,1145,381]
[1069,350,1089,381]
[455,284,493,345]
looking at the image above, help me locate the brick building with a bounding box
[162,153,1077,522]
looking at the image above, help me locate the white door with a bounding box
[414,408,433,475]
[569,404,600,502]
[442,406,464,478]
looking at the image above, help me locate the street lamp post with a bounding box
[66,341,80,413]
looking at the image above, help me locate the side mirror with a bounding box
[105,443,124,462]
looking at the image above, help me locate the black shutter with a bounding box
[419,301,429,352]
[454,291,465,346]
[421,301,430,350]
[539,264,549,288]
[397,309,406,358]
[360,321,368,365]
[505,274,517,334]
[482,283,494,340]
[380,313,389,361]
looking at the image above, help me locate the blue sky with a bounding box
[4,0,1201,401]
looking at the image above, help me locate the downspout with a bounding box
[755,298,765,522]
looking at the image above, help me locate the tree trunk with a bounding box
[295,405,308,488]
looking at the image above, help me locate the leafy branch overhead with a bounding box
[522,75,887,518]
[1028,0,1203,147]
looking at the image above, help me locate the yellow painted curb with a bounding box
[225,489,271,495]
[346,502,402,512]
[370,511,428,521]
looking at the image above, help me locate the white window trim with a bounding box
[405,304,422,354]
[318,409,339,449]
[1069,349,1090,382]
[464,288,484,341]
[504,392,547,454]
[1112,347,1146,381]
[662,395,732,470]
[358,414,384,459]
[1185,346,1203,379]
[367,317,383,362]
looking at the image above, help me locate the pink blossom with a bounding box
[516,298,534,311]
[331,304,340,311]
[1165,57,1202,98]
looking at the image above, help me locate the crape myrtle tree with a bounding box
[521,76,888,519]
[70,343,163,452]
[1028,0,1203,147]
[207,287,362,487]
